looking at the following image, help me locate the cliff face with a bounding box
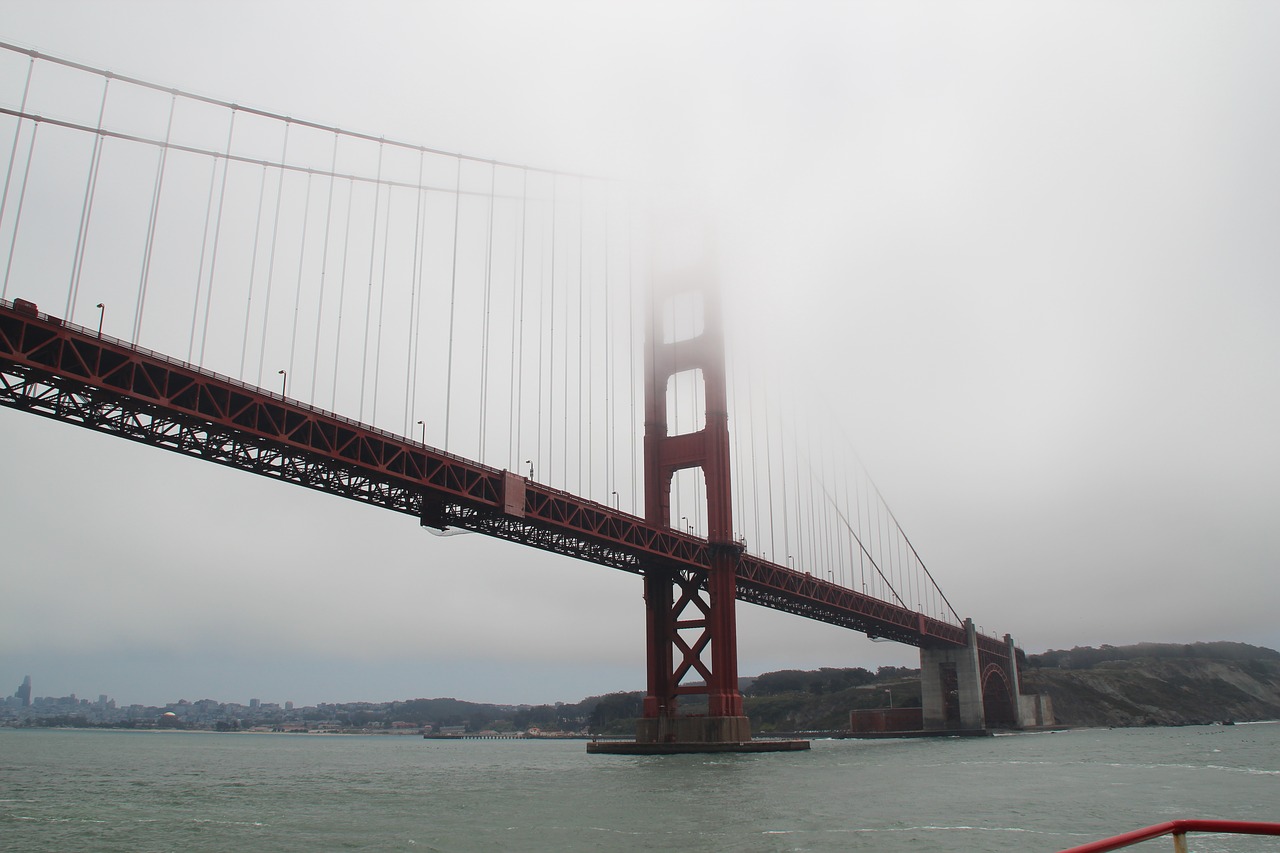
[740,645,1280,732]
[1020,657,1280,727]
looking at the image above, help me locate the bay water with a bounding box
[2,723,1276,852]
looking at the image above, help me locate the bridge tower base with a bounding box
[920,618,986,732]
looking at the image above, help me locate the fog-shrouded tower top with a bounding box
[15,675,31,706]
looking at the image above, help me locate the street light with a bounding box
[885,688,893,708]
[525,459,534,479]
[95,303,104,338]
[277,369,286,397]
[611,490,618,510]
[417,420,425,444]
[681,516,689,534]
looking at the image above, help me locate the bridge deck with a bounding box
[0,298,1009,658]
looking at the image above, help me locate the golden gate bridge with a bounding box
[0,42,1050,751]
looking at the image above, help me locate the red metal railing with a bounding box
[1058,819,1280,852]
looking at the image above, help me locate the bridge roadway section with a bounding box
[0,298,1012,666]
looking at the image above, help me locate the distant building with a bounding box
[14,676,31,707]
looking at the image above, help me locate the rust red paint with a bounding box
[0,299,1005,665]
[640,273,744,720]
[1058,820,1280,853]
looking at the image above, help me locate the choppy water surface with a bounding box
[2,723,1276,852]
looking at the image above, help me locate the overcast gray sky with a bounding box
[2,1,1278,708]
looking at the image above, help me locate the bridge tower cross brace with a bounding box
[639,268,749,742]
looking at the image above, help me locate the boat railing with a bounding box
[1058,819,1280,852]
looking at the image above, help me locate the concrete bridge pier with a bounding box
[920,618,986,731]
[1005,632,1028,729]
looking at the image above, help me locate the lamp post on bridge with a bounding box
[611,490,618,510]
[417,420,425,444]
[95,303,104,338]
[885,687,893,708]
[525,459,533,480]
[277,369,286,397]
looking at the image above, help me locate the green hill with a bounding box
[1020,642,1280,727]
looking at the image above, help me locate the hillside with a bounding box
[731,643,1280,733]
[386,644,1280,733]
[20,643,1274,734]
[1020,642,1280,727]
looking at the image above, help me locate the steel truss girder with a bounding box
[0,300,1011,664]
[668,570,715,692]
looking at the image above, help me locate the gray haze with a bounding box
[2,1,1278,708]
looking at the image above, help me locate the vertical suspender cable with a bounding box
[778,404,790,564]
[409,183,430,438]
[730,354,745,543]
[1,121,39,303]
[443,156,462,449]
[578,183,586,494]
[408,181,430,439]
[748,358,762,553]
[789,419,801,565]
[197,109,237,366]
[311,131,340,404]
[863,469,875,596]
[843,455,860,591]
[602,184,611,500]
[764,386,777,560]
[854,464,866,592]
[805,429,819,574]
[578,179,586,494]
[256,121,292,385]
[66,74,110,320]
[533,193,547,479]
[238,164,269,376]
[628,192,636,510]
[818,450,828,577]
[286,169,315,384]
[505,187,520,466]
[545,175,557,481]
[0,56,33,257]
[132,92,176,343]
[370,173,393,425]
[330,177,356,409]
[697,372,705,534]
[358,139,384,421]
[670,300,680,526]
[874,486,887,598]
[829,427,847,587]
[563,181,574,488]
[812,434,824,576]
[403,147,425,436]
[478,162,496,459]
[510,168,528,470]
[187,150,218,361]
